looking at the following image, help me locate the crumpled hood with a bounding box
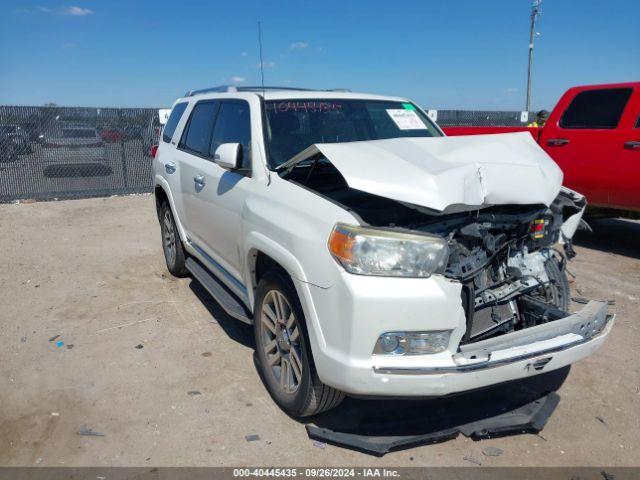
[280,132,563,212]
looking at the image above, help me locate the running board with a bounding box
[185,257,253,324]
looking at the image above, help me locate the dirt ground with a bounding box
[0,194,638,467]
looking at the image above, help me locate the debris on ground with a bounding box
[20,336,27,343]
[596,416,607,425]
[49,334,60,342]
[306,393,559,456]
[463,456,482,466]
[572,296,615,305]
[245,434,260,442]
[187,390,202,396]
[312,440,326,449]
[77,425,105,437]
[51,412,60,416]
[66,344,74,350]
[201,352,212,357]
[482,446,504,457]
[135,344,144,349]
[56,341,64,348]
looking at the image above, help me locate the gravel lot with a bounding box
[1,194,638,467]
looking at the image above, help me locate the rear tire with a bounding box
[254,270,344,417]
[160,202,188,277]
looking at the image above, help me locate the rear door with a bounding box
[540,87,634,206]
[610,88,640,210]
[173,100,219,243]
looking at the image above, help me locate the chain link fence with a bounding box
[0,106,161,203]
[0,105,533,203]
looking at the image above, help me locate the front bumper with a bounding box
[298,272,613,397]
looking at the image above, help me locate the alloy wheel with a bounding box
[162,210,176,267]
[259,290,303,394]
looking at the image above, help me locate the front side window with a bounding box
[264,99,441,168]
[162,102,188,143]
[560,88,632,129]
[179,101,217,156]
[209,101,252,168]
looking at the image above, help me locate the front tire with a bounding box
[254,270,344,417]
[159,202,188,277]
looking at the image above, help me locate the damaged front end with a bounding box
[281,134,610,352]
[419,190,585,345]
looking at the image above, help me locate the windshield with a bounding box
[264,99,441,167]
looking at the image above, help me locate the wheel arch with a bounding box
[244,235,327,353]
[154,178,187,242]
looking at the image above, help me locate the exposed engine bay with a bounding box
[283,158,587,344]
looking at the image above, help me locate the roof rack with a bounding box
[184,85,351,97]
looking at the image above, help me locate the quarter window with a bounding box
[162,102,188,143]
[180,101,217,156]
[209,101,252,168]
[560,88,632,129]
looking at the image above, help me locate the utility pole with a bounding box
[525,0,542,112]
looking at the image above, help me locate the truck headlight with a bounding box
[374,331,452,355]
[328,223,449,277]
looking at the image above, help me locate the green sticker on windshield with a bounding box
[402,103,416,111]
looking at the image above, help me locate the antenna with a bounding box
[257,21,265,97]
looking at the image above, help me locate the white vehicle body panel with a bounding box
[281,132,563,212]
[153,88,612,399]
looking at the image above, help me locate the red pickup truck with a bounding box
[443,82,640,216]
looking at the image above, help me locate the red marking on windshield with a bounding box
[268,102,343,113]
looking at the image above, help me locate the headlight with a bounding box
[328,223,449,277]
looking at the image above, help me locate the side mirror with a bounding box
[213,143,241,170]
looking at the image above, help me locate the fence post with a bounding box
[118,109,128,190]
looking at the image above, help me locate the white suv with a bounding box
[153,86,613,418]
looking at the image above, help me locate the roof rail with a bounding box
[184,85,351,96]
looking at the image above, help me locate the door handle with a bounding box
[547,138,570,147]
[624,141,640,150]
[194,175,206,187]
[164,162,176,174]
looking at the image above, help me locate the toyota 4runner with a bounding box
[153,86,614,418]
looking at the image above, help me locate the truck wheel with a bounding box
[160,202,188,277]
[254,270,344,417]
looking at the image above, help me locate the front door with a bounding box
[175,99,253,296]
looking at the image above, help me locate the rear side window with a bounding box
[162,102,188,143]
[209,101,252,168]
[179,101,217,156]
[560,88,632,129]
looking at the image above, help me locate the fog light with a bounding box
[379,333,401,353]
[374,331,451,355]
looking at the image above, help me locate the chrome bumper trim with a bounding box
[373,306,614,376]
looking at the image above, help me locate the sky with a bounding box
[0,0,638,110]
